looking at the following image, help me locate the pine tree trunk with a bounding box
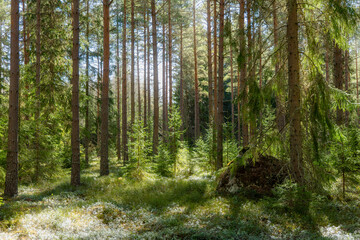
[213,0,217,124]
[100,0,111,176]
[180,23,184,140]
[239,0,248,147]
[345,49,349,123]
[247,1,255,141]
[143,1,147,126]
[122,0,128,163]
[85,0,90,166]
[216,0,224,170]
[162,22,167,136]
[193,0,200,139]
[137,33,141,119]
[287,0,303,184]
[116,2,121,162]
[147,10,151,126]
[151,0,159,154]
[131,0,135,126]
[207,0,213,126]
[230,43,234,138]
[334,43,343,125]
[71,0,81,186]
[168,0,172,110]
[34,0,41,181]
[4,0,20,197]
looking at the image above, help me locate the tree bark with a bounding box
[168,0,172,110]
[143,0,147,126]
[4,0,20,197]
[180,23,184,140]
[239,0,248,146]
[100,0,111,175]
[122,0,128,163]
[216,0,224,170]
[85,0,90,165]
[193,0,200,139]
[162,22,167,135]
[147,10,151,126]
[230,43,234,138]
[334,43,343,125]
[287,0,303,184]
[151,0,159,154]
[137,32,141,120]
[131,0,135,126]
[71,0,81,186]
[207,0,213,127]
[116,2,121,162]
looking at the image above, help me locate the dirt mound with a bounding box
[217,153,288,195]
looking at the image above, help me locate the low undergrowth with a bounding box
[0,159,360,239]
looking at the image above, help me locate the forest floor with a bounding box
[1,159,360,239]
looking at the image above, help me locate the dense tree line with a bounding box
[0,0,359,198]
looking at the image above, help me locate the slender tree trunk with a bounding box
[287,0,303,184]
[216,0,224,170]
[85,0,90,166]
[180,23,184,140]
[151,0,159,154]
[122,0,128,163]
[34,0,41,181]
[259,25,263,131]
[71,0,81,186]
[247,1,255,141]
[162,22,167,135]
[334,43,343,125]
[193,0,200,139]
[230,43,235,138]
[97,57,100,149]
[168,0,172,110]
[116,3,121,162]
[137,32,141,119]
[239,0,248,147]
[131,0,135,126]
[143,0,147,126]
[207,0,213,126]
[147,10,151,125]
[100,0,111,176]
[4,0,20,197]
[274,0,285,134]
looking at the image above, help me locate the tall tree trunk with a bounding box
[143,0,147,126]
[193,0,200,139]
[151,0,159,154]
[162,22,167,135]
[274,0,285,134]
[239,0,248,147]
[116,2,121,162]
[34,0,41,181]
[216,0,224,170]
[85,0,90,166]
[96,57,101,150]
[137,32,141,119]
[122,0,128,163]
[100,0,111,176]
[131,0,135,126]
[147,10,151,126]
[247,1,255,141]
[71,0,81,186]
[168,0,172,110]
[180,23,184,140]
[207,0,213,126]
[230,43,235,138]
[287,0,303,184]
[4,0,20,197]
[334,43,343,125]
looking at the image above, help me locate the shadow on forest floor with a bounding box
[0,159,360,239]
